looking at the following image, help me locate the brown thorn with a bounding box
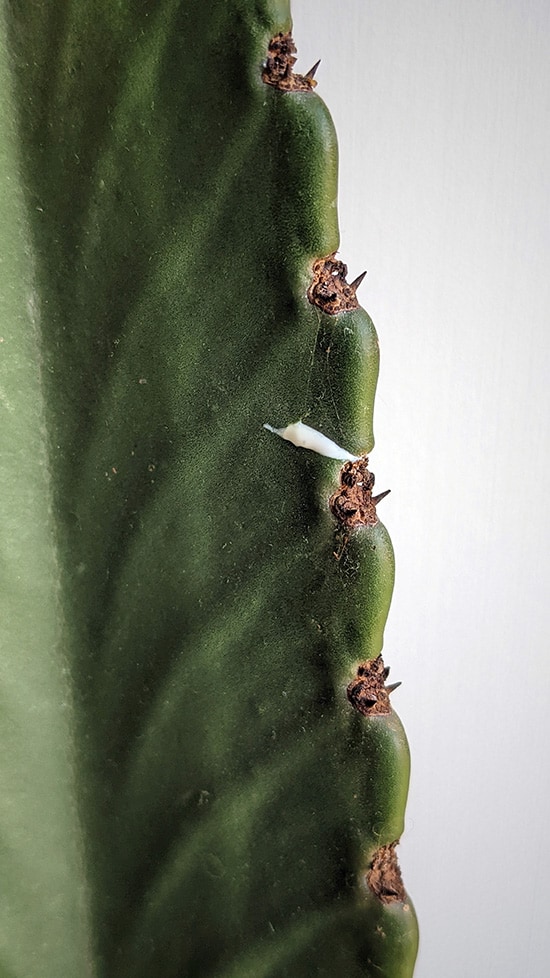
[372,489,391,505]
[307,254,359,314]
[305,59,321,80]
[385,681,402,694]
[350,270,367,291]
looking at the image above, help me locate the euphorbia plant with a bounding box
[0,1,418,976]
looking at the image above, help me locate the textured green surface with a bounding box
[1,1,417,976]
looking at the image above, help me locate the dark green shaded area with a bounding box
[2,1,417,976]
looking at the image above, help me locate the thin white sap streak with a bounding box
[263,421,358,462]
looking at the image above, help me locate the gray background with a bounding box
[292,2,550,976]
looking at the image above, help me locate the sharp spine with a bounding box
[305,59,321,80]
[350,270,367,291]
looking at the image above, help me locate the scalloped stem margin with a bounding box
[263,17,419,978]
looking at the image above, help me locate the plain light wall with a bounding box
[292,2,550,976]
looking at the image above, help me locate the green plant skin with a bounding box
[1,1,418,976]
[318,519,397,669]
[304,306,380,455]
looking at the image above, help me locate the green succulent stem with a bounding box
[1,1,418,976]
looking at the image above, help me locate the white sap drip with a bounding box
[263,421,358,462]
